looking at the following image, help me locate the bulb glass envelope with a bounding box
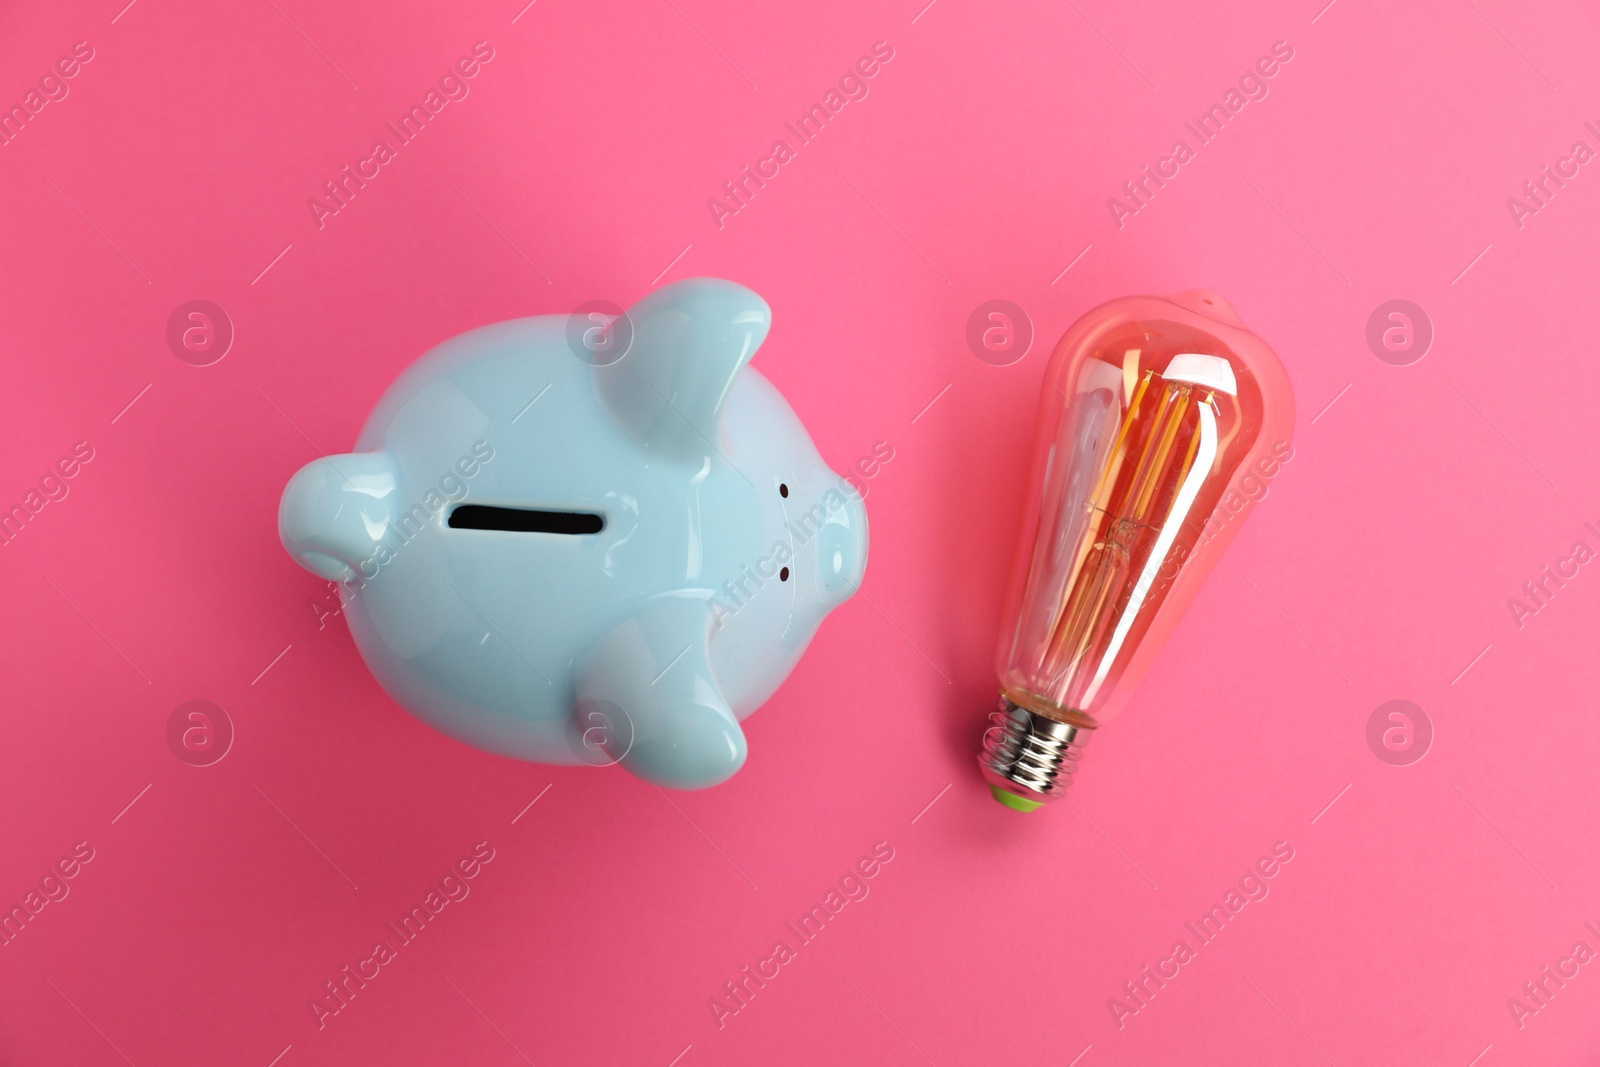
[995,292,1295,729]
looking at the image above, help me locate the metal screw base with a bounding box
[979,699,1092,806]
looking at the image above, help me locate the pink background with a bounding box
[2,0,1598,1063]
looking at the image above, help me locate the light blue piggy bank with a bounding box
[279,279,867,788]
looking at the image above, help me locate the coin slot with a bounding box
[448,506,604,535]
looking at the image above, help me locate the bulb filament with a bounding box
[1011,367,1224,716]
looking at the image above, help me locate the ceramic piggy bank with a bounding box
[279,278,868,788]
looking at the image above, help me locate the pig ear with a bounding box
[594,278,770,457]
[574,595,747,789]
[278,452,402,581]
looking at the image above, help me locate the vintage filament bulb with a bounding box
[980,292,1294,812]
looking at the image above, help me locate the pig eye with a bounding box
[780,567,790,581]
[778,483,788,498]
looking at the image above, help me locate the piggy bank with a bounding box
[278,278,868,788]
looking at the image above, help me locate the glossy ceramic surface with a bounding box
[278,278,868,788]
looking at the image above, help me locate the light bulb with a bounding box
[979,292,1294,812]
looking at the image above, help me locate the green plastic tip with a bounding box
[989,785,1043,813]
